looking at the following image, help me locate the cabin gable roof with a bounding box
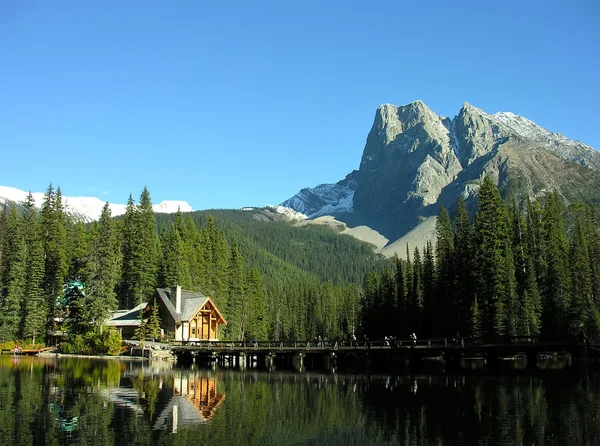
[155,287,226,326]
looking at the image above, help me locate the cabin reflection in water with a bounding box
[154,373,225,433]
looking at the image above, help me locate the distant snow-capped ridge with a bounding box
[266,205,308,220]
[0,185,193,222]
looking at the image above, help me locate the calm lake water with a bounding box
[0,355,599,445]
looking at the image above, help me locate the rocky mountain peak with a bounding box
[282,100,600,248]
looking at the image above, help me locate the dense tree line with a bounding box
[362,177,600,342]
[0,185,366,344]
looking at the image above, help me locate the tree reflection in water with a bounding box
[0,356,599,445]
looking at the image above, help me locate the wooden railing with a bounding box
[170,336,559,351]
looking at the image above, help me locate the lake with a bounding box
[0,355,598,445]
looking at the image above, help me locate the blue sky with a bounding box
[1,0,599,210]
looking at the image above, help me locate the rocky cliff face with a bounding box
[283,101,600,242]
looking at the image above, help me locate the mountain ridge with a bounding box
[0,185,194,222]
[282,100,600,252]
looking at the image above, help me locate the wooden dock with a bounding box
[169,337,600,370]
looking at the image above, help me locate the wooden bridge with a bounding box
[169,336,600,370]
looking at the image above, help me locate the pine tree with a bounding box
[568,215,599,340]
[473,177,513,338]
[69,221,89,280]
[147,300,161,345]
[131,187,159,305]
[434,206,454,335]
[422,241,436,336]
[159,224,191,288]
[411,247,423,335]
[21,194,46,345]
[40,184,68,313]
[394,255,406,335]
[23,238,46,345]
[134,305,148,349]
[120,194,137,308]
[541,191,570,339]
[81,203,120,332]
[224,242,247,340]
[453,197,474,335]
[246,268,269,340]
[0,207,26,341]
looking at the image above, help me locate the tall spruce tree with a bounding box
[81,204,120,332]
[422,241,436,336]
[246,267,270,340]
[129,188,159,306]
[541,191,570,339]
[69,221,89,281]
[453,198,474,335]
[473,177,513,338]
[224,243,247,340]
[120,194,137,308]
[40,184,68,312]
[435,206,454,335]
[568,214,600,340]
[22,194,46,344]
[0,207,26,341]
[159,224,191,288]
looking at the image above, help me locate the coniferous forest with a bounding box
[1,178,600,346]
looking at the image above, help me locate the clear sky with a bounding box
[1,0,599,210]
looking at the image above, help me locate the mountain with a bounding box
[0,185,193,222]
[282,101,600,252]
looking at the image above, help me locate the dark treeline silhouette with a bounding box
[361,177,600,342]
[0,185,376,344]
[2,178,599,346]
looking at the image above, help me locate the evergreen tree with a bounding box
[224,243,247,340]
[69,221,89,281]
[40,184,68,312]
[541,191,570,339]
[453,197,474,335]
[159,224,191,288]
[81,204,120,332]
[120,194,137,308]
[0,207,26,341]
[134,305,147,349]
[568,215,600,340]
[147,300,161,344]
[473,177,513,338]
[422,241,436,336]
[435,206,454,335]
[410,247,423,335]
[246,268,270,340]
[21,194,46,344]
[131,187,159,305]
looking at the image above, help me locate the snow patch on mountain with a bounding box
[280,173,358,218]
[0,185,193,222]
[267,205,308,220]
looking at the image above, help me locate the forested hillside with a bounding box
[2,180,598,348]
[362,178,600,342]
[0,185,386,346]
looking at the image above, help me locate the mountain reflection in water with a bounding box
[0,355,599,445]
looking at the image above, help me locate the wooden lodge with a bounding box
[155,286,227,342]
[106,285,227,342]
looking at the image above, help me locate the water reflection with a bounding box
[153,373,225,432]
[0,355,599,445]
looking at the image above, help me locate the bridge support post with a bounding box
[293,353,304,372]
[237,352,246,370]
[324,353,336,372]
[265,353,275,370]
